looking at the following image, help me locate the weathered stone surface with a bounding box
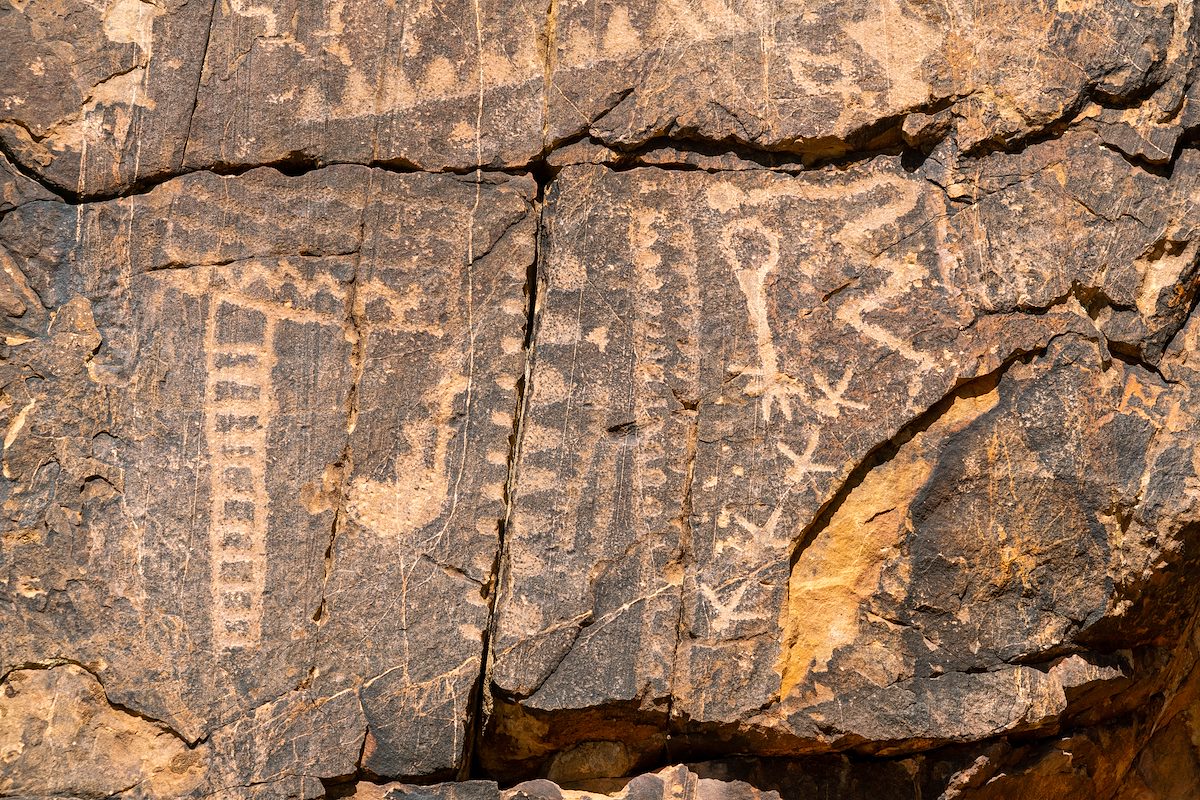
[351,768,781,800]
[1,664,205,799]
[0,167,535,794]
[0,0,214,196]
[0,152,58,216]
[181,0,545,176]
[351,779,501,800]
[4,0,1198,195]
[487,128,1200,777]
[546,0,1197,157]
[5,0,1200,798]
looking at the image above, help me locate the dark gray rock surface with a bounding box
[3,0,1200,798]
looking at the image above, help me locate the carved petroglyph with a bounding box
[721,211,875,423]
[723,432,838,564]
[698,580,758,635]
[342,261,479,546]
[778,432,839,487]
[832,187,937,382]
[811,367,867,418]
[345,368,464,543]
[190,263,347,652]
[713,174,932,398]
[203,300,274,652]
[723,219,805,424]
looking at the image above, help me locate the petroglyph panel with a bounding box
[5,0,1200,795]
[0,0,546,194]
[0,166,535,789]
[5,0,1194,197]
[310,170,536,778]
[546,0,1194,154]
[183,0,545,175]
[489,131,1200,774]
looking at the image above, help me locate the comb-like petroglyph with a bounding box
[487,129,1200,776]
[0,165,535,794]
[200,266,352,651]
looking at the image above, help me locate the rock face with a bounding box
[2,1,1200,799]
[0,167,535,795]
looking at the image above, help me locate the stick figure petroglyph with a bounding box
[726,431,839,553]
[723,219,868,423]
[712,430,841,633]
[778,431,839,486]
[812,365,868,418]
[722,218,806,423]
[699,580,760,634]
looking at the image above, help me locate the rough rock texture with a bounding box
[3,0,1200,798]
[0,166,535,796]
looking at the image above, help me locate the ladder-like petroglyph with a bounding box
[196,264,349,652]
[203,298,276,652]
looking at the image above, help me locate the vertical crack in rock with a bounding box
[540,0,559,151]
[308,175,372,677]
[308,174,376,784]
[180,0,218,170]
[665,392,700,760]
[441,0,493,568]
[464,171,547,779]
